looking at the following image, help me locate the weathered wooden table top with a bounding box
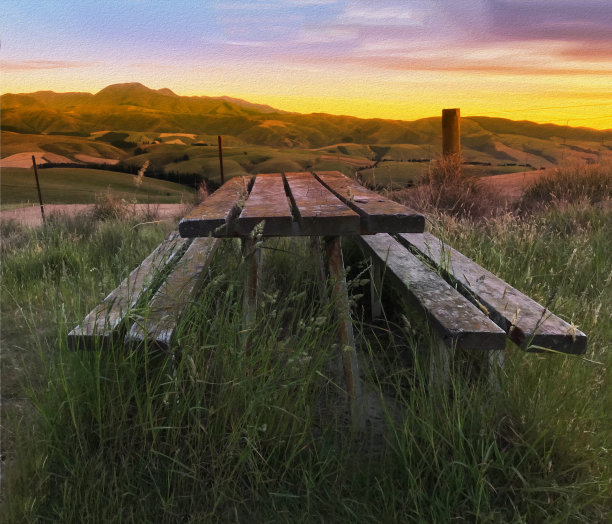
[179,171,425,238]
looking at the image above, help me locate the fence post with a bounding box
[442,108,461,156]
[31,155,46,224]
[217,135,225,185]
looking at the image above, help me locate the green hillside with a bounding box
[2,83,611,184]
[1,167,195,206]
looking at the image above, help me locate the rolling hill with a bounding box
[2,83,611,175]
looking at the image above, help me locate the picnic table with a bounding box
[70,170,586,432]
[179,171,426,428]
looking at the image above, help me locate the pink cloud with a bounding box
[1,60,97,71]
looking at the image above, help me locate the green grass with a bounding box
[1,190,610,521]
[521,163,612,207]
[1,131,126,160]
[1,167,195,205]
[359,161,428,187]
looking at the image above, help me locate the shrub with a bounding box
[393,154,503,219]
[520,162,612,209]
[90,188,132,220]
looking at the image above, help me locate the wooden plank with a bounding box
[236,173,293,236]
[315,171,425,234]
[284,172,360,236]
[179,176,251,237]
[125,237,221,351]
[68,232,187,349]
[397,232,587,354]
[360,234,506,350]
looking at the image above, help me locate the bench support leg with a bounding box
[242,238,262,353]
[325,236,365,433]
[430,339,453,392]
[369,258,382,319]
[310,236,329,306]
[488,349,505,392]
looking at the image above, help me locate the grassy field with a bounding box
[1,131,126,161]
[359,161,428,187]
[1,162,610,521]
[0,167,195,206]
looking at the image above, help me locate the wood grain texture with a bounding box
[398,232,587,354]
[179,176,251,237]
[68,232,187,350]
[284,172,360,236]
[360,234,506,350]
[237,173,293,236]
[315,171,425,234]
[125,237,221,351]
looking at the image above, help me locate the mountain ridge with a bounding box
[2,84,610,159]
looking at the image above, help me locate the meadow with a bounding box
[1,164,610,522]
[0,167,195,207]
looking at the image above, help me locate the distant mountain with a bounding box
[2,83,610,166]
[204,95,293,114]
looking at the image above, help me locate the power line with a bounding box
[541,115,612,122]
[464,102,612,116]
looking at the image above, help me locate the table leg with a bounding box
[324,236,365,432]
[488,349,505,392]
[430,338,453,392]
[310,236,329,306]
[242,238,262,353]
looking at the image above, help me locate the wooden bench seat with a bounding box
[68,232,219,351]
[125,237,220,351]
[360,234,507,350]
[360,232,587,355]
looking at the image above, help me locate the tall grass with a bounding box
[521,162,612,209]
[392,154,504,219]
[2,185,611,521]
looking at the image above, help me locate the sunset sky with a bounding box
[2,0,611,129]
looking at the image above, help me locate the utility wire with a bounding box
[464,102,612,116]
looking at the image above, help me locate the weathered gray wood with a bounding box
[315,171,425,234]
[242,237,263,352]
[310,236,329,306]
[430,339,453,392]
[179,176,251,237]
[360,234,506,350]
[397,232,587,354]
[325,235,365,433]
[237,173,293,236]
[125,237,220,351]
[68,232,187,349]
[284,172,360,236]
[488,350,505,392]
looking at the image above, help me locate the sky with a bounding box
[2,0,612,129]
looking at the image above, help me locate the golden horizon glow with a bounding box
[3,1,612,130]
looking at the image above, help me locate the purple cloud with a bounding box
[486,0,612,43]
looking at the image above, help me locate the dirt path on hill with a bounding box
[0,203,190,227]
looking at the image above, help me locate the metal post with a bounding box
[31,155,46,224]
[442,108,461,157]
[217,135,225,185]
[325,236,365,432]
